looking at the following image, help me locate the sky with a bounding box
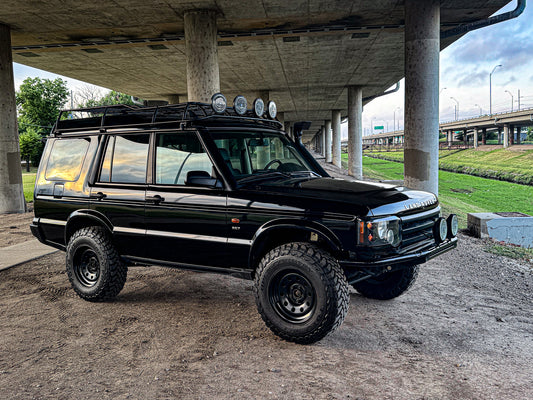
[12,1,533,138]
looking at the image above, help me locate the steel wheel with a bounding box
[268,270,316,323]
[73,246,100,287]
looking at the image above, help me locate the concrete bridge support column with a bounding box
[321,126,326,156]
[473,128,479,149]
[516,126,521,144]
[166,95,182,104]
[325,119,332,163]
[347,86,363,179]
[510,125,514,145]
[0,24,25,214]
[404,0,440,195]
[498,128,502,145]
[463,129,467,146]
[503,124,509,148]
[184,10,220,103]
[447,131,452,147]
[332,110,342,168]
[482,128,487,145]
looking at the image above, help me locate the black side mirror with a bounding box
[185,171,223,188]
[293,121,312,145]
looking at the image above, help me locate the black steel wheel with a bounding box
[66,226,127,301]
[352,264,419,300]
[254,242,349,344]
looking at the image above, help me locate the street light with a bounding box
[474,104,482,116]
[439,87,447,95]
[450,97,459,120]
[505,90,514,112]
[393,107,401,132]
[489,64,502,115]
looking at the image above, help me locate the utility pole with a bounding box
[489,64,502,115]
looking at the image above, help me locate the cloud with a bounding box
[456,71,488,87]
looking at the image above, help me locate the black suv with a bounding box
[31,95,457,344]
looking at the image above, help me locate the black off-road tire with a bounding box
[253,242,349,344]
[66,226,127,301]
[352,264,419,300]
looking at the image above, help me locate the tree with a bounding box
[82,90,136,107]
[19,128,43,172]
[527,127,533,142]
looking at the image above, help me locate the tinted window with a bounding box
[99,134,149,184]
[155,132,214,185]
[45,138,89,181]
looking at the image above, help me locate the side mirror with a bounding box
[293,121,312,145]
[185,171,223,188]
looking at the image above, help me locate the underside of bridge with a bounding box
[0,0,515,212]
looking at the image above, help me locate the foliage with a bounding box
[527,127,533,142]
[82,90,136,107]
[19,128,43,172]
[483,241,533,266]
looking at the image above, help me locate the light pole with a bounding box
[393,107,401,132]
[489,64,502,115]
[504,90,514,112]
[474,104,482,116]
[439,87,447,95]
[450,97,459,120]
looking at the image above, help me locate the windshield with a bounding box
[211,131,319,181]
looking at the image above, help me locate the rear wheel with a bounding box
[352,265,419,300]
[66,226,127,301]
[254,242,349,344]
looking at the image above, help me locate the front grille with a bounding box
[400,209,439,251]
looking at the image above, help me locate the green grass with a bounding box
[363,148,533,185]
[347,155,533,229]
[23,172,36,203]
[483,242,533,267]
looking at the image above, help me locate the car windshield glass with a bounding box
[211,131,318,181]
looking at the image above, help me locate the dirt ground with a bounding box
[0,204,34,249]
[0,211,532,399]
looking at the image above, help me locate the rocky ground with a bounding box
[0,170,531,399]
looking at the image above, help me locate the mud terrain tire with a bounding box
[352,265,419,300]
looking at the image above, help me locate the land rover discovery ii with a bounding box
[31,94,457,344]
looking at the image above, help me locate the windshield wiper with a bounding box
[287,170,321,178]
[237,171,291,184]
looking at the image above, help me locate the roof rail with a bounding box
[53,102,282,135]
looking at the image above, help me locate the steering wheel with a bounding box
[264,159,283,170]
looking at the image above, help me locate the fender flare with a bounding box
[65,209,113,243]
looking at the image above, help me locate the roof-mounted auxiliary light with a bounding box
[233,95,247,115]
[211,93,227,114]
[267,101,277,119]
[253,98,265,118]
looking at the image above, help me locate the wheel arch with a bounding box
[248,219,344,276]
[65,210,113,244]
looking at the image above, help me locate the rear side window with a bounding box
[45,138,90,181]
[99,134,150,184]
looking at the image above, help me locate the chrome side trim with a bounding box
[40,218,67,226]
[228,238,253,246]
[113,227,146,235]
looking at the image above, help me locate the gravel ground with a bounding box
[0,167,532,399]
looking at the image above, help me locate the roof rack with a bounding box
[53,102,282,135]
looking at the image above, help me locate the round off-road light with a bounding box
[267,100,277,119]
[233,95,247,115]
[434,217,448,244]
[447,214,458,238]
[211,93,227,114]
[253,98,265,117]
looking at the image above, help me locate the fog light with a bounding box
[447,214,458,238]
[253,98,264,117]
[211,93,227,114]
[233,95,247,115]
[434,217,448,244]
[267,101,277,119]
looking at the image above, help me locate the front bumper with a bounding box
[339,237,458,269]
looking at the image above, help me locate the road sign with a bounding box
[374,126,384,130]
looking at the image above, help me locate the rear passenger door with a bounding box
[90,133,150,258]
[144,130,228,267]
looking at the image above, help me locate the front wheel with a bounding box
[352,264,419,300]
[254,243,349,344]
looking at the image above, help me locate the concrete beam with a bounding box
[347,86,363,179]
[184,10,220,103]
[325,119,332,163]
[331,110,342,168]
[0,24,25,214]
[404,0,440,195]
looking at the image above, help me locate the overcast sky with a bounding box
[13,1,532,138]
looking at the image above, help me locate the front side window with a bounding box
[99,134,149,184]
[155,132,214,185]
[45,138,90,181]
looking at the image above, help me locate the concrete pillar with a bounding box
[498,128,502,144]
[516,126,521,144]
[404,0,440,195]
[503,124,509,148]
[331,110,342,168]
[166,95,181,104]
[463,129,467,146]
[510,125,514,145]
[474,128,479,149]
[321,127,326,156]
[325,119,332,163]
[0,24,25,213]
[447,131,452,147]
[347,86,363,179]
[482,128,487,145]
[184,10,220,103]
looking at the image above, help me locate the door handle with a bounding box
[90,192,107,200]
[146,194,165,204]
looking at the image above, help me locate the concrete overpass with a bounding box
[0,0,521,212]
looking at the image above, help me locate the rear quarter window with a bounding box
[45,138,90,181]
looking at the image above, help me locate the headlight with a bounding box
[358,217,401,247]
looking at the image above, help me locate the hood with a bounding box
[250,177,438,217]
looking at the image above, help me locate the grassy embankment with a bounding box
[22,167,38,203]
[341,154,533,230]
[365,148,533,185]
